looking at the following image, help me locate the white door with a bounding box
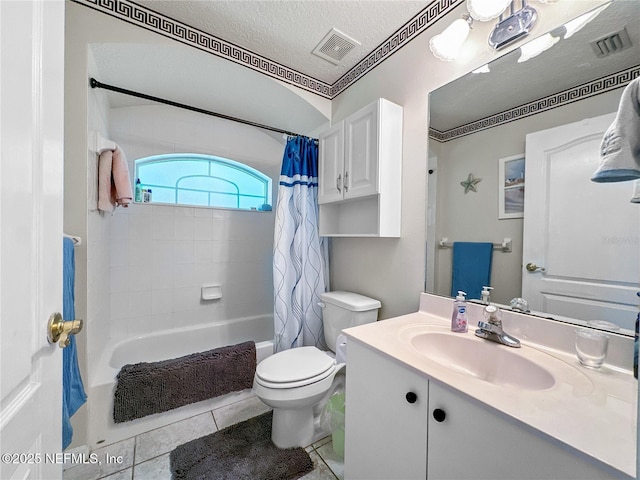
[522,113,639,330]
[1,2,65,479]
[318,122,344,204]
[344,101,378,200]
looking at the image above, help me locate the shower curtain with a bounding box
[273,136,329,352]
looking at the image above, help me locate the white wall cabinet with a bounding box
[318,98,402,237]
[345,341,625,480]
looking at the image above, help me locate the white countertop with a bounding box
[343,293,637,478]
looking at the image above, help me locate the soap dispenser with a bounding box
[451,291,468,333]
[480,286,493,305]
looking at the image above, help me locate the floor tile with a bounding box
[100,468,133,480]
[63,438,134,480]
[212,394,271,430]
[134,412,217,464]
[316,439,345,480]
[312,435,332,450]
[300,450,339,480]
[132,453,171,480]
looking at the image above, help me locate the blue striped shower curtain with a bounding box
[273,136,329,352]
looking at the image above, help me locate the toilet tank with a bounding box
[320,291,381,352]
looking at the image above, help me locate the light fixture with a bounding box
[429,15,473,62]
[429,0,556,62]
[517,32,559,62]
[488,1,537,50]
[467,0,511,21]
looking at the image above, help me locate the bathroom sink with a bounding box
[410,332,556,391]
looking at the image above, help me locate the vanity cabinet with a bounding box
[318,98,402,237]
[345,340,624,480]
[427,382,620,479]
[345,340,428,479]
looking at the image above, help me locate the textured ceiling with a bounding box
[429,1,640,132]
[84,0,637,137]
[134,0,429,84]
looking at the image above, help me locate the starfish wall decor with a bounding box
[461,173,482,194]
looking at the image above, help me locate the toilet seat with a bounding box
[255,346,336,389]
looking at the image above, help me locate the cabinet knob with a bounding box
[405,392,418,404]
[433,408,446,423]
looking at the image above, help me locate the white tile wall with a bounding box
[105,104,283,344]
[86,61,113,380]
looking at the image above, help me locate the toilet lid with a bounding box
[256,346,335,385]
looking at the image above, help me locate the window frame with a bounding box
[134,153,272,211]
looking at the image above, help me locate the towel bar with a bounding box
[438,237,512,253]
[63,234,82,246]
[90,131,116,155]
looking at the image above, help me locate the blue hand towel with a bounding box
[62,237,87,450]
[451,242,493,301]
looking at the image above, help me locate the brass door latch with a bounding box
[47,312,83,348]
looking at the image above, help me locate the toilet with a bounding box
[254,291,381,448]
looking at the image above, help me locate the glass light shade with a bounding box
[467,0,511,21]
[517,33,560,62]
[429,18,471,61]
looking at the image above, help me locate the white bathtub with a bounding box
[87,315,274,449]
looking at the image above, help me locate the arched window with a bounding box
[134,154,272,210]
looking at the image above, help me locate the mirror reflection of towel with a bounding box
[591,77,640,184]
[451,242,493,300]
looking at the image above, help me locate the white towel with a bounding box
[591,77,640,183]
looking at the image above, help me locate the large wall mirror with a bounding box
[426,1,639,335]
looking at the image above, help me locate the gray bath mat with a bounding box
[114,341,256,423]
[170,411,314,480]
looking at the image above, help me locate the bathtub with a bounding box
[87,314,274,449]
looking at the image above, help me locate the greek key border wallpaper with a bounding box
[72,0,462,99]
[72,0,637,135]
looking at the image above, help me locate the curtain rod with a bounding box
[89,78,311,139]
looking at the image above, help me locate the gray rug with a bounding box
[114,341,256,423]
[170,411,314,480]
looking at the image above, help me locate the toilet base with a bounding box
[271,406,315,448]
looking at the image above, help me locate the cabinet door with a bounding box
[318,121,344,204]
[345,341,428,479]
[427,383,622,480]
[344,101,379,200]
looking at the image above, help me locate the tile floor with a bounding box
[63,394,343,480]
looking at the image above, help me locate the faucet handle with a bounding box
[477,320,500,333]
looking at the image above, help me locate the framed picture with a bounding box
[498,154,525,219]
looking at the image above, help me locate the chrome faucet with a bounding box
[475,305,521,348]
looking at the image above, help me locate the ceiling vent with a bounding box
[312,28,361,65]
[590,27,632,58]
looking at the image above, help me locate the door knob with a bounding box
[47,312,83,348]
[525,262,546,273]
